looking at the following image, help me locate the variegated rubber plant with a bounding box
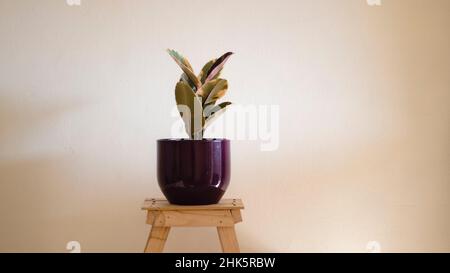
[167,49,233,140]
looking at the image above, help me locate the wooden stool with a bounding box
[142,198,244,253]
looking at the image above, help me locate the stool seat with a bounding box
[142,198,244,253]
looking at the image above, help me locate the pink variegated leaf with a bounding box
[204,52,233,83]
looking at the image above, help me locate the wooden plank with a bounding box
[142,198,244,211]
[144,226,170,253]
[146,211,158,225]
[217,226,240,253]
[231,209,242,223]
[147,211,169,226]
[153,210,235,227]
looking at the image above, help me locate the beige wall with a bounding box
[0,0,449,252]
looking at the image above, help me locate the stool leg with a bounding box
[217,226,240,253]
[144,226,170,253]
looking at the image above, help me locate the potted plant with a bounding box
[157,50,234,205]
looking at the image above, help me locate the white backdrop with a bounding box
[0,0,449,252]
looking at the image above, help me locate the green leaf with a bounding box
[180,73,196,91]
[167,49,201,90]
[204,52,233,83]
[196,78,217,100]
[175,81,204,139]
[204,79,228,106]
[204,102,232,129]
[167,49,193,71]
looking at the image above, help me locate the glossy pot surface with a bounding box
[157,139,230,205]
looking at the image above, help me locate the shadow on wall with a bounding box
[0,156,152,252]
[0,93,90,252]
[0,156,77,251]
[0,92,159,252]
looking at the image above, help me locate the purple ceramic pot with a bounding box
[157,139,230,205]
